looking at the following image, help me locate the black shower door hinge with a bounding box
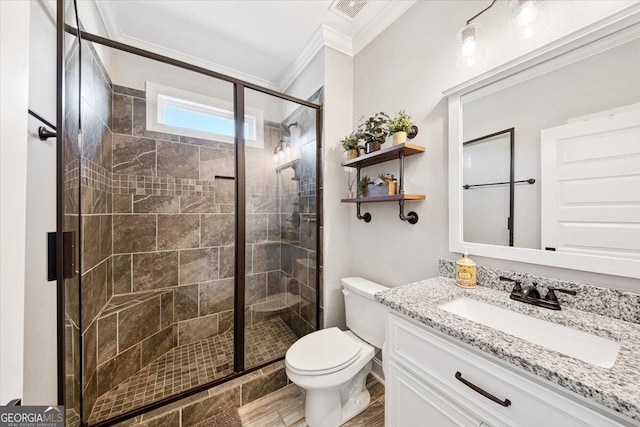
[47,231,77,281]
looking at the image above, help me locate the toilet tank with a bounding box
[342,277,389,349]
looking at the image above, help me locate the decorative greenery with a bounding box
[358,173,394,197]
[357,175,370,197]
[389,110,413,134]
[340,131,363,151]
[358,112,390,142]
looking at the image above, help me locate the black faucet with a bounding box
[499,277,576,310]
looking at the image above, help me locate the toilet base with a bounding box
[303,361,372,427]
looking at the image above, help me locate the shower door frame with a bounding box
[57,11,323,426]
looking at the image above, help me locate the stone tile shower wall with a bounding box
[105,84,239,393]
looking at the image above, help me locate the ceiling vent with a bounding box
[329,0,368,22]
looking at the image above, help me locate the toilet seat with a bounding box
[286,327,361,376]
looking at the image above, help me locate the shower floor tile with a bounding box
[88,318,298,424]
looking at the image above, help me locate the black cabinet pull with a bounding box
[455,371,512,407]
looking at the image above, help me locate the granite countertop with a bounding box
[375,277,640,422]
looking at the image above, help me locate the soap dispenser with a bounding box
[456,247,477,288]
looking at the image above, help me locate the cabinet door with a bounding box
[387,361,485,427]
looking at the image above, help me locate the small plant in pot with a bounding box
[389,110,413,145]
[340,131,363,160]
[359,112,390,154]
[358,174,390,198]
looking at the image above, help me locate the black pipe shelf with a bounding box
[341,142,426,224]
[341,194,426,203]
[341,142,425,168]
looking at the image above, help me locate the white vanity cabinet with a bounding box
[384,312,631,427]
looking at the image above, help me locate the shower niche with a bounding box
[59,13,321,425]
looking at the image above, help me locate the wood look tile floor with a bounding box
[237,376,384,427]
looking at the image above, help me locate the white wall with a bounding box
[322,47,354,329]
[348,0,639,294]
[23,0,58,405]
[0,0,30,404]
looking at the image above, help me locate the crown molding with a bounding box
[322,24,354,56]
[117,34,280,90]
[352,0,417,55]
[277,25,326,91]
[93,0,122,39]
[279,1,416,91]
[277,24,353,92]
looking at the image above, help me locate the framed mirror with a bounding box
[446,5,640,278]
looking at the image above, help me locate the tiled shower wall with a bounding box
[110,83,238,349]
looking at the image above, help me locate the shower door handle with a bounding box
[47,231,77,281]
[63,231,77,279]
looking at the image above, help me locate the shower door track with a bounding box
[58,9,322,427]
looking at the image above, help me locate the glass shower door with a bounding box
[243,88,320,370]
[60,1,82,425]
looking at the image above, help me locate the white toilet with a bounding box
[285,277,389,427]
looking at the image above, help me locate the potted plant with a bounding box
[340,131,362,160]
[389,110,413,145]
[358,174,390,198]
[358,112,390,153]
[357,175,369,198]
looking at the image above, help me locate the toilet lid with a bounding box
[286,327,361,375]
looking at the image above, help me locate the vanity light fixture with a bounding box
[273,140,291,162]
[508,0,548,40]
[457,0,549,68]
[456,0,496,68]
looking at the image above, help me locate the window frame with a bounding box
[146,81,264,148]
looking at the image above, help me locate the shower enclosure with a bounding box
[57,2,321,425]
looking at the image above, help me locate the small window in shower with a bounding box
[146,81,264,147]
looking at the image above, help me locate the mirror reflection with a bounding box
[462,37,640,259]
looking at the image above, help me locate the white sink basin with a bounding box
[439,297,620,368]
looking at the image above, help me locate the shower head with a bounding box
[279,122,298,138]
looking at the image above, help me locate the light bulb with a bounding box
[273,152,279,162]
[285,144,291,156]
[509,0,548,40]
[517,2,537,26]
[456,23,485,68]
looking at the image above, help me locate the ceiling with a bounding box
[93,0,416,90]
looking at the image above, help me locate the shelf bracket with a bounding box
[398,200,418,224]
[398,151,418,224]
[357,202,372,222]
[355,164,371,222]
